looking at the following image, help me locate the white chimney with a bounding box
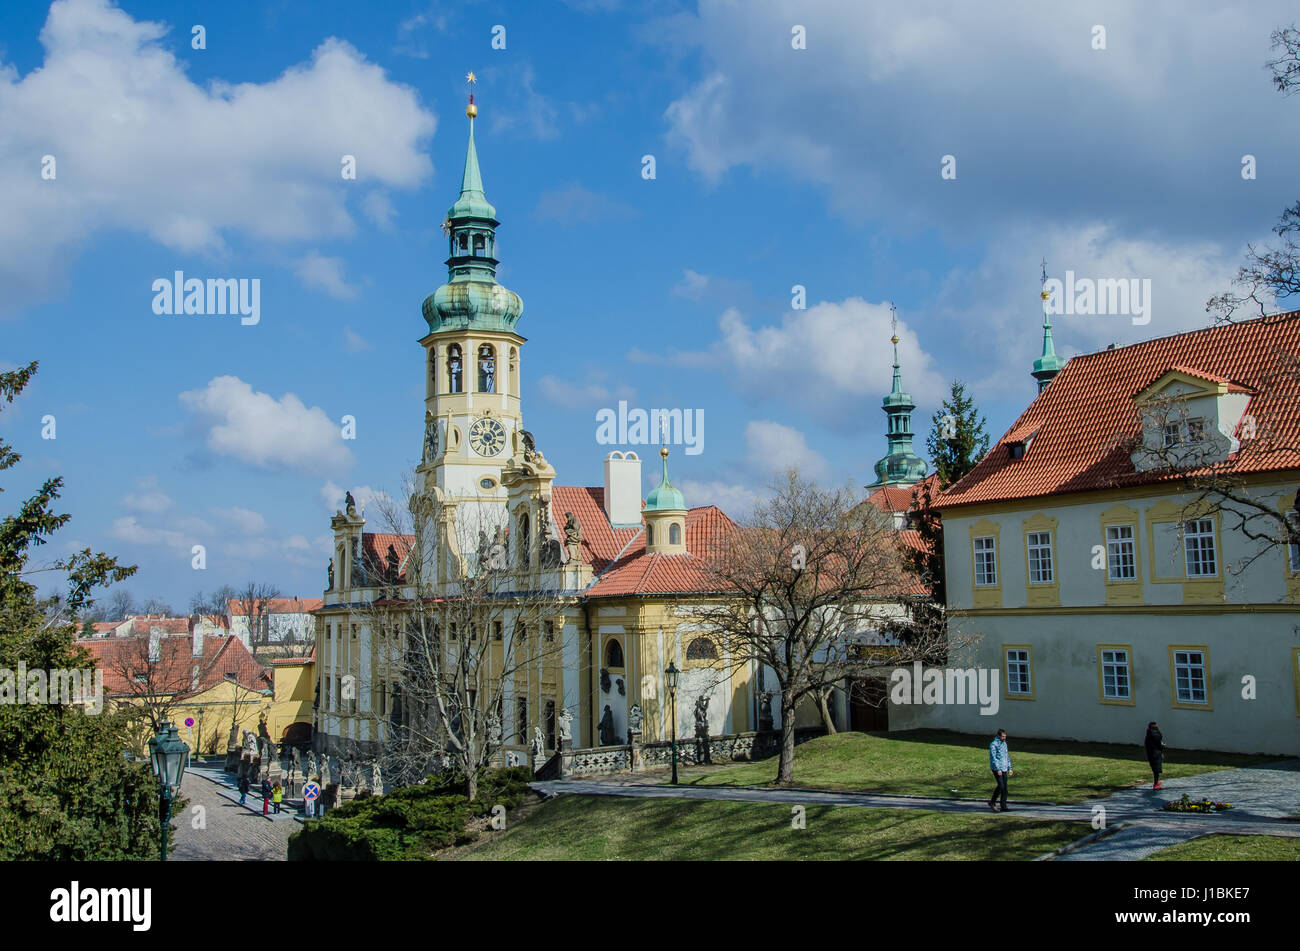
[190,615,204,657]
[603,451,643,527]
[148,628,162,662]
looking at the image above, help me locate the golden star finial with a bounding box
[466,71,476,85]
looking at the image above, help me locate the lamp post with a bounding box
[665,661,680,785]
[148,721,190,862]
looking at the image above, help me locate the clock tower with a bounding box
[417,77,526,507]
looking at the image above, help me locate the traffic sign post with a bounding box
[302,780,320,817]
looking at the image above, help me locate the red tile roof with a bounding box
[939,310,1300,509]
[550,486,643,572]
[584,505,737,597]
[76,634,273,698]
[127,616,190,635]
[228,597,326,615]
[865,474,939,515]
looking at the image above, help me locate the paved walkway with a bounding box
[532,758,1300,860]
[169,767,305,861]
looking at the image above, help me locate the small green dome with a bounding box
[644,447,686,512]
[423,280,522,333]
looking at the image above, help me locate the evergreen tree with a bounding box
[0,362,171,860]
[926,380,990,489]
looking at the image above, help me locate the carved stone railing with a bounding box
[552,727,823,778]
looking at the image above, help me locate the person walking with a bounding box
[260,777,272,815]
[988,728,1013,812]
[272,780,283,814]
[238,774,250,805]
[1145,721,1166,790]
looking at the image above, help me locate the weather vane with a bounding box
[889,302,899,345]
[465,71,477,118]
[1040,257,1051,304]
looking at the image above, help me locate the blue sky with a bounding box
[2,0,1298,609]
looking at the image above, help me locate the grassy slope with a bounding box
[683,731,1280,804]
[1145,834,1300,861]
[460,794,1090,861]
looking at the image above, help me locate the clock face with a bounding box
[468,416,506,457]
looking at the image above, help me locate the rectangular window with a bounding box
[1106,524,1137,580]
[493,620,503,641]
[1101,648,1131,701]
[1187,418,1205,441]
[544,620,555,642]
[1026,531,1054,584]
[1162,423,1180,448]
[1184,519,1217,577]
[973,536,998,586]
[1173,649,1208,704]
[515,697,528,744]
[1289,542,1300,573]
[1005,648,1032,696]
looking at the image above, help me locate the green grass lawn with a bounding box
[1145,834,1300,861]
[460,794,1090,861]
[681,731,1280,804]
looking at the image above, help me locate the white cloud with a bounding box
[319,481,391,517]
[489,63,559,141]
[536,374,635,409]
[109,514,212,551]
[179,376,353,474]
[361,191,397,230]
[0,0,435,315]
[344,326,372,353]
[713,298,946,425]
[677,479,764,518]
[213,506,268,535]
[119,474,172,514]
[745,421,829,481]
[295,252,361,300]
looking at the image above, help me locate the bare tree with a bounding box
[105,589,136,622]
[349,473,571,801]
[189,584,238,618]
[101,634,222,734]
[233,581,280,655]
[140,597,174,616]
[683,470,963,785]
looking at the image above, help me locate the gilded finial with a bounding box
[465,71,478,118]
[889,302,899,346]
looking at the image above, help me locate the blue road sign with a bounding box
[303,781,320,801]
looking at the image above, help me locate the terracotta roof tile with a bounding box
[76,634,273,698]
[939,310,1300,509]
[228,597,326,615]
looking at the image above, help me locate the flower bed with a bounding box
[1162,793,1233,813]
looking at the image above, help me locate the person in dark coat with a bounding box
[261,777,273,814]
[238,774,250,805]
[1144,721,1166,790]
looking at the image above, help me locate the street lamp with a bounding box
[665,661,680,785]
[148,721,190,861]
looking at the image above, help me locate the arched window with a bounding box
[477,344,496,393]
[518,512,530,568]
[447,344,463,393]
[605,639,624,669]
[686,637,718,661]
[669,523,682,546]
[646,524,654,546]
[428,350,437,389]
[473,234,485,256]
[458,234,468,253]
[509,348,518,394]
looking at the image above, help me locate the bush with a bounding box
[287,766,532,860]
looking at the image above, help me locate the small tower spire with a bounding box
[870,303,927,487]
[1032,257,1067,393]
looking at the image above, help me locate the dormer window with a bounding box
[1162,424,1180,448]
[1008,442,1026,460]
[1187,419,1205,442]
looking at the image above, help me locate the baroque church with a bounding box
[311,89,917,768]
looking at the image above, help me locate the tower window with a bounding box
[669,523,682,546]
[473,234,485,256]
[458,234,468,252]
[646,524,654,546]
[447,344,463,393]
[477,344,496,393]
[518,512,530,568]
[605,639,624,669]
